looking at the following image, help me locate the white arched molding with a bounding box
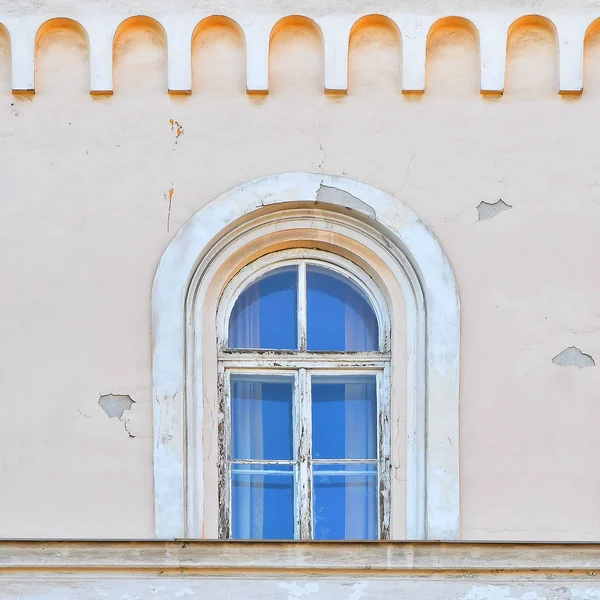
[152,172,460,540]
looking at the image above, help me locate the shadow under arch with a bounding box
[0,22,10,93]
[34,18,90,93]
[36,17,90,46]
[269,14,324,43]
[507,14,558,38]
[348,14,402,93]
[505,15,558,94]
[269,15,324,93]
[425,16,480,95]
[583,17,600,92]
[191,15,246,93]
[113,15,168,93]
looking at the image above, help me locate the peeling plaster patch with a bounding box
[461,585,549,600]
[316,184,376,218]
[463,586,512,600]
[552,346,595,368]
[278,582,320,599]
[98,394,134,418]
[476,199,512,221]
[348,582,369,600]
[174,589,195,597]
[99,394,136,438]
[170,119,184,145]
[521,593,548,600]
[571,589,600,599]
[149,586,167,594]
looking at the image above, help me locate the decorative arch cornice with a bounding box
[152,172,460,540]
[0,9,596,94]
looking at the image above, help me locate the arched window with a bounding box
[152,173,460,542]
[216,250,391,540]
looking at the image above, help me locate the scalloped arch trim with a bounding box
[0,10,595,94]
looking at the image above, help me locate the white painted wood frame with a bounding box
[152,172,460,540]
[216,250,392,540]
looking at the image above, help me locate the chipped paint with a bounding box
[348,582,369,600]
[476,199,512,221]
[552,346,595,368]
[169,119,184,144]
[279,582,321,599]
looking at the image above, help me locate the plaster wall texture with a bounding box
[6,577,600,600]
[0,0,600,540]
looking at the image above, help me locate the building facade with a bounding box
[1,0,600,596]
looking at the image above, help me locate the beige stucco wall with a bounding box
[1,0,600,540]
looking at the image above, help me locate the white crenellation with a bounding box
[1,11,598,95]
[163,15,194,94]
[242,15,279,93]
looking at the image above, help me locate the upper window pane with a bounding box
[229,266,298,350]
[307,265,378,351]
[312,375,377,460]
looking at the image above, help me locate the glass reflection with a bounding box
[231,375,294,461]
[232,464,295,539]
[229,266,298,350]
[307,265,378,351]
[311,375,377,460]
[313,464,378,540]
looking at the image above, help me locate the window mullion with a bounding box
[296,367,312,539]
[298,261,307,351]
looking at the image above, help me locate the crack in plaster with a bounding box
[316,120,326,175]
[393,150,418,197]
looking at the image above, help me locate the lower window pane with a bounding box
[231,464,295,540]
[313,464,378,540]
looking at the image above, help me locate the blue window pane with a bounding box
[231,375,294,460]
[312,375,377,460]
[229,266,298,350]
[232,464,295,539]
[307,265,378,351]
[313,464,378,540]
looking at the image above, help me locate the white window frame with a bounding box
[152,172,460,541]
[216,250,392,540]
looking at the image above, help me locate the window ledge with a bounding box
[2,540,600,574]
